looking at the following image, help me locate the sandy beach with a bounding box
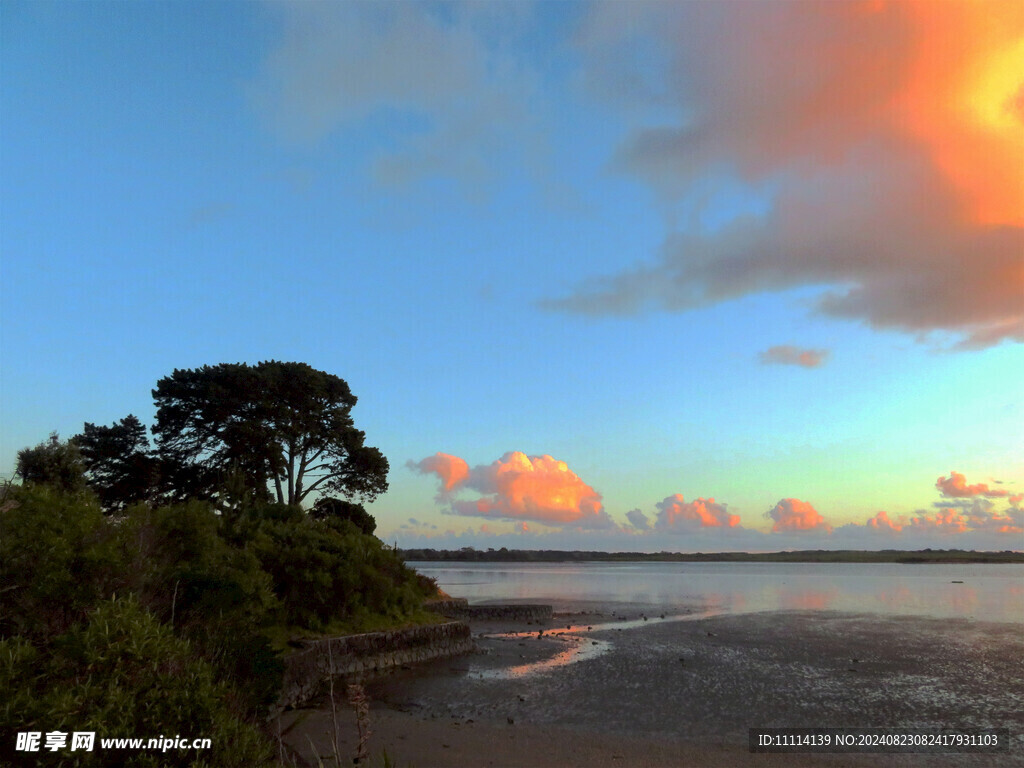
[279,606,1024,767]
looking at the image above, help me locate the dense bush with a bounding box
[115,501,284,710]
[14,433,89,495]
[0,485,120,639]
[116,501,278,632]
[245,512,429,631]
[1,470,436,766]
[309,496,377,535]
[0,597,276,767]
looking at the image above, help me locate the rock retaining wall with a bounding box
[278,621,473,709]
[426,600,553,622]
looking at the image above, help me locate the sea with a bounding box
[409,560,1024,624]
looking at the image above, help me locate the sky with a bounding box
[2,0,1022,552]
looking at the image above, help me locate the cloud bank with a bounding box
[406,458,1021,550]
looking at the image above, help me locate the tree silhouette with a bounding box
[152,362,388,507]
[75,415,159,512]
[309,496,377,535]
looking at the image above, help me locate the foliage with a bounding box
[74,414,160,513]
[115,502,284,710]
[310,496,377,535]
[5,374,434,767]
[244,513,428,631]
[0,484,120,639]
[14,432,88,495]
[152,361,389,508]
[0,597,276,767]
[116,501,278,630]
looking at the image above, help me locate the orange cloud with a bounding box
[899,0,1024,227]
[409,452,470,492]
[412,450,614,528]
[866,510,904,533]
[967,505,1024,535]
[550,0,1024,348]
[656,494,740,532]
[759,345,829,368]
[907,508,969,533]
[863,497,1023,537]
[936,471,1010,498]
[765,498,832,534]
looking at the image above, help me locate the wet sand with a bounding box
[279,606,1024,767]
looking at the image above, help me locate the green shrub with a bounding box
[0,485,121,639]
[116,501,278,631]
[246,513,432,631]
[0,597,276,767]
[14,433,89,495]
[115,501,283,710]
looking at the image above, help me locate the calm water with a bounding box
[410,561,1024,624]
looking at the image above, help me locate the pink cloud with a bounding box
[936,471,1009,498]
[656,494,740,532]
[412,450,614,528]
[759,345,829,368]
[409,452,470,492]
[907,508,969,534]
[966,505,1024,535]
[866,510,904,533]
[546,1,1024,349]
[765,498,832,534]
[862,501,1023,537]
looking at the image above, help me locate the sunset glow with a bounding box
[936,471,1010,498]
[3,2,1021,554]
[900,0,1024,226]
[656,495,740,531]
[414,451,612,528]
[765,498,833,534]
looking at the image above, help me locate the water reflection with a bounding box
[776,587,838,611]
[475,609,728,679]
[410,562,1024,624]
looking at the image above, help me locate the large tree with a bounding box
[152,362,389,507]
[74,415,160,512]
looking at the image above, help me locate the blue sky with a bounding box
[2,1,1022,551]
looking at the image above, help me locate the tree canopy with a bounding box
[152,361,389,507]
[74,414,159,512]
[15,433,87,495]
[310,496,377,535]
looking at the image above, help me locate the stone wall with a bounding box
[278,621,473,710]
[426,600,553,622]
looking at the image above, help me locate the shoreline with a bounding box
[280,606,1024,767]
[400,550,1024,564]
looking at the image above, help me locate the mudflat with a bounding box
[279,608,1023,767]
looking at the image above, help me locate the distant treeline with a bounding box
[400,547,1024,564]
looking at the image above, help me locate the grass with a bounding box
[264,608,448,653]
